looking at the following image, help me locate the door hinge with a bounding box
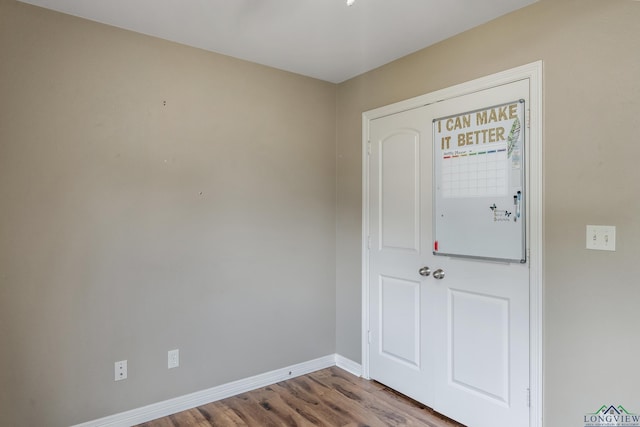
[367,330,371,344]
[526,109,531,129]
[526,388,531,407]
[367,235,371,249]
[367,140,371,155]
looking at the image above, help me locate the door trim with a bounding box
[361,61,543,427]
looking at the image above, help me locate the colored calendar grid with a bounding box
[441,147,508,198]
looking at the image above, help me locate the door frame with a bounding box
[361,61,543,427]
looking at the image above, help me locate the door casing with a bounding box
[361,61,543,427]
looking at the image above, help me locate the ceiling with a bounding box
[18,0,537,83]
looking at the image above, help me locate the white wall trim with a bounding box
[72,354,338,427]
[335,354,363,377]
[361,61,544,427]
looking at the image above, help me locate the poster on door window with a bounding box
[433,100,526,262]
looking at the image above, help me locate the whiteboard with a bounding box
[433,100,526,262]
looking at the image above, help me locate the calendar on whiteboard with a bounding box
[433,100,526,262]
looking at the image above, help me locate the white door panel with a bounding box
[380,131,420,252]
[433,256,530,426]
[369,107,435,406]
[449,288,511,402]
[368,79,530,427]
[380,275,421,367]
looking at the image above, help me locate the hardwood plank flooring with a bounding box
[135,366,465,427]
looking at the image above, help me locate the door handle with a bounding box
[418,266,431,277]
[433,269,445,280]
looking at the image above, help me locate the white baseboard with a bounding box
[72,354,362,427]
[335,354,362,377]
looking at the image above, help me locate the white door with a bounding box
[368,79,530,427]
[368,105,436,405]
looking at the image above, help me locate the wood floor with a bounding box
[135,366,465,427]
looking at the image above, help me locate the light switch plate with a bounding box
[586,225,616,251]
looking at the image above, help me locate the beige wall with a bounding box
[336,1,640,426]
[0,1,337,425]
[2,0,640,426]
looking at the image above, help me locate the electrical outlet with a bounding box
[586,225,616,251]
[115,360,127,381]
[168,349,179,369]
